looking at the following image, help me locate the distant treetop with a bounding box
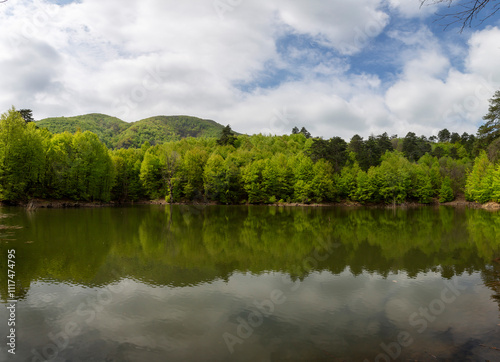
[18,109,34,123]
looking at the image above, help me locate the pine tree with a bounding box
[217,125,237,146]
[478,90,500,148]
[299,127,311,139]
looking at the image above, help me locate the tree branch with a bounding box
[421,0,500,32]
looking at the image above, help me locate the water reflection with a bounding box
[0,205,498,361]
[1,206,499,294]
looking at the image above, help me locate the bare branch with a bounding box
[421,0,500,32]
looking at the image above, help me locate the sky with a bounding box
[1,0,500,139]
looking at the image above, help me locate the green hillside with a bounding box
[114,116,225,148]
[36,114,227,148]
[36,113,129,148]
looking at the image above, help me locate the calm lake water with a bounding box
[0,205,499,361]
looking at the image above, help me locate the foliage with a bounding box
[348,133,393,171]
[402,132,431,162]
[438,128,451,143]
[217,125,237,146]
[0,108,45,202]
[309,136,348,173]
[140,146,165,199]
[37,114,227,149]
[299,127,311,139]
[2,103,500,205]
[439,177,454,203]
[478,90,500,149]
[37,113,129,148]
[203,153,242,204]
[465,151,494,203]
[376,152,412,204]
[70,131,115,201]
[110,148,146,201]
[18,109,34,123]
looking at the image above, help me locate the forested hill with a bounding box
[36,114,128,148]
[113,116,226,148]
[36,114,228,148]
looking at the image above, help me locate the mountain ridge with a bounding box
[36,113,230,148]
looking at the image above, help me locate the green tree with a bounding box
[0,108,44,202]
[377,132,393,155]
[300,127,311,139]
[310,159,335,202]
[110,148,145,201]
[465,151,494,203]
[363,135,382,169]
[336,162,361,200]
[432,145,445,159]
[353,168,379,203]
[348,134,364,156]
[203,153,225,202]
[242,159,268,203]
[478,90,500,148]
[410,165,433,203]
[487,138,500,164]
[181,147,208,200]
[222,155,243,203]
[70,131,115,201]
[402,132,431,162]
[140,146,164,199]
[204,153,243,203]
[217,125,237,146]
[377,152,412,205]
[262,153,293,202]
[460,132,476,157]
[18,109,34,123]
[160,145,181,203]
[45,132,75,198]
[450,132,461,143]
[492,164,500,202]
[402,132,420,162]
[439,176,454,203]
[291,154,315,203]
[438,128,451,143]
[309,137,348,173]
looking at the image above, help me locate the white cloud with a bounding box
[384,26,500,137]
[388,0,438,18]
[0,0,498,139]
[275,0,389,54]
[466,27,500,79]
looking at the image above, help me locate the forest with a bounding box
[36,114,225,149]
[0,90,499,206]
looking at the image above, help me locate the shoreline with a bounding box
[3,198,499,210]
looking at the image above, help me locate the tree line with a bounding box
[0,95,499,205]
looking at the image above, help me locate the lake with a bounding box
[0,205,499,361]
